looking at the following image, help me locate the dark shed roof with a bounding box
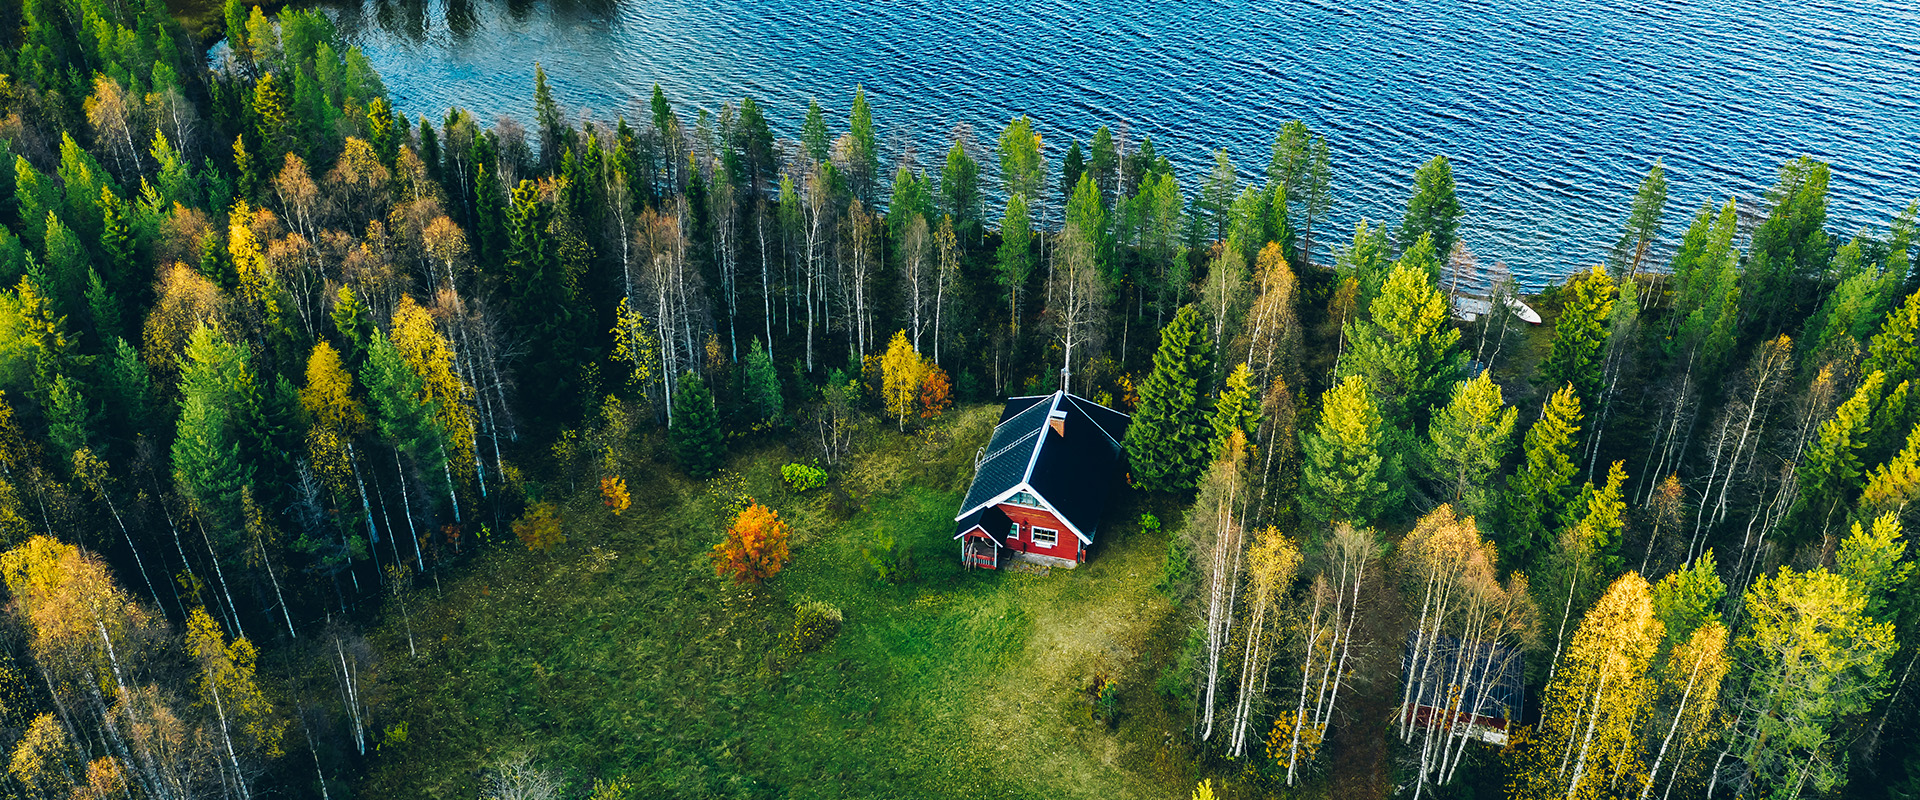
[955,506,1013,544]
[1400,634,1526,722]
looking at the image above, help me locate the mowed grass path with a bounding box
[364,407,1193,799]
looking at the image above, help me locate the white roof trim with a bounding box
[948,479,1090,541]
[954,482,1028,521]
[1023,392,1065,481]
[952,524,1005,546]
[1027,486,1093,544]
[952,481,1091,545]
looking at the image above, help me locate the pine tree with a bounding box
[1125,305,1216,492]
[1300,375,1402,526]
[1399,155,1461,259]
[1609,160,1667,278]
[1501,385,1584,571]
[1538,266,1618,406]
[1425,372,1518,517]
[669,373,723,479]
[995,193,1033,336]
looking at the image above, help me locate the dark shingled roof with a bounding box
[1400,634,1526,723]
[954,391,1131,542]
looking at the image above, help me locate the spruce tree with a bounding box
[1061,139,1086,202]
[1125,305,1216,492]
[670,373,724,479]
[360,329,444,473]
[1209,362,1260,458]
[1500,384,1584,571]
[848,85,879,200]
[1425,372,1517,518]
[533,62,567,168]
[1609,160,1667,277]
[1537,266,1618,406]
[941,140,981,237]
[743,338,782,424]
[1399,154,1461,259]
[1740,156,1831,337]
[470,133,508,272]
[1300,374,1401,526]
[172,324,253,535]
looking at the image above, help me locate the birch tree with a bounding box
[1519,572,1662,800]
[1275,522,1379,783]
[1185,432,1249,741]
[1225,526,1301,758]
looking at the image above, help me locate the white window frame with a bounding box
[1008,490,1042,508]
[1031,526,1059,548]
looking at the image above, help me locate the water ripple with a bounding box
[316,0,1920,287]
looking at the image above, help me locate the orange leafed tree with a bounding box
[919,365,953,418]
[711,502,792,584]
[601,476,631,515]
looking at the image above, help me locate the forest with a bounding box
[0,0,1918,797]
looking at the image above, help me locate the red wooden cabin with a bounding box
[954,390,1130,570]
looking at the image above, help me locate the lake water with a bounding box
[314,0,1920,287]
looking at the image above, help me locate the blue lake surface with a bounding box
[316,0,1920,287]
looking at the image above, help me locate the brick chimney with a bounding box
[1049,408,1068,437]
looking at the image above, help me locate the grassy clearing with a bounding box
[363,405,1196,799]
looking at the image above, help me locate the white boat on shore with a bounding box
[1452,294,1543,325]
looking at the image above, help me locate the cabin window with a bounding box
[1008,490,1042,508]
[1009,522,1021,542]
[1032,527,1059,547]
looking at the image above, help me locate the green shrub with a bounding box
[791,600,843,653]
[1148,513,1190,602]
[782,462,828,491]
[862,527,916,584]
